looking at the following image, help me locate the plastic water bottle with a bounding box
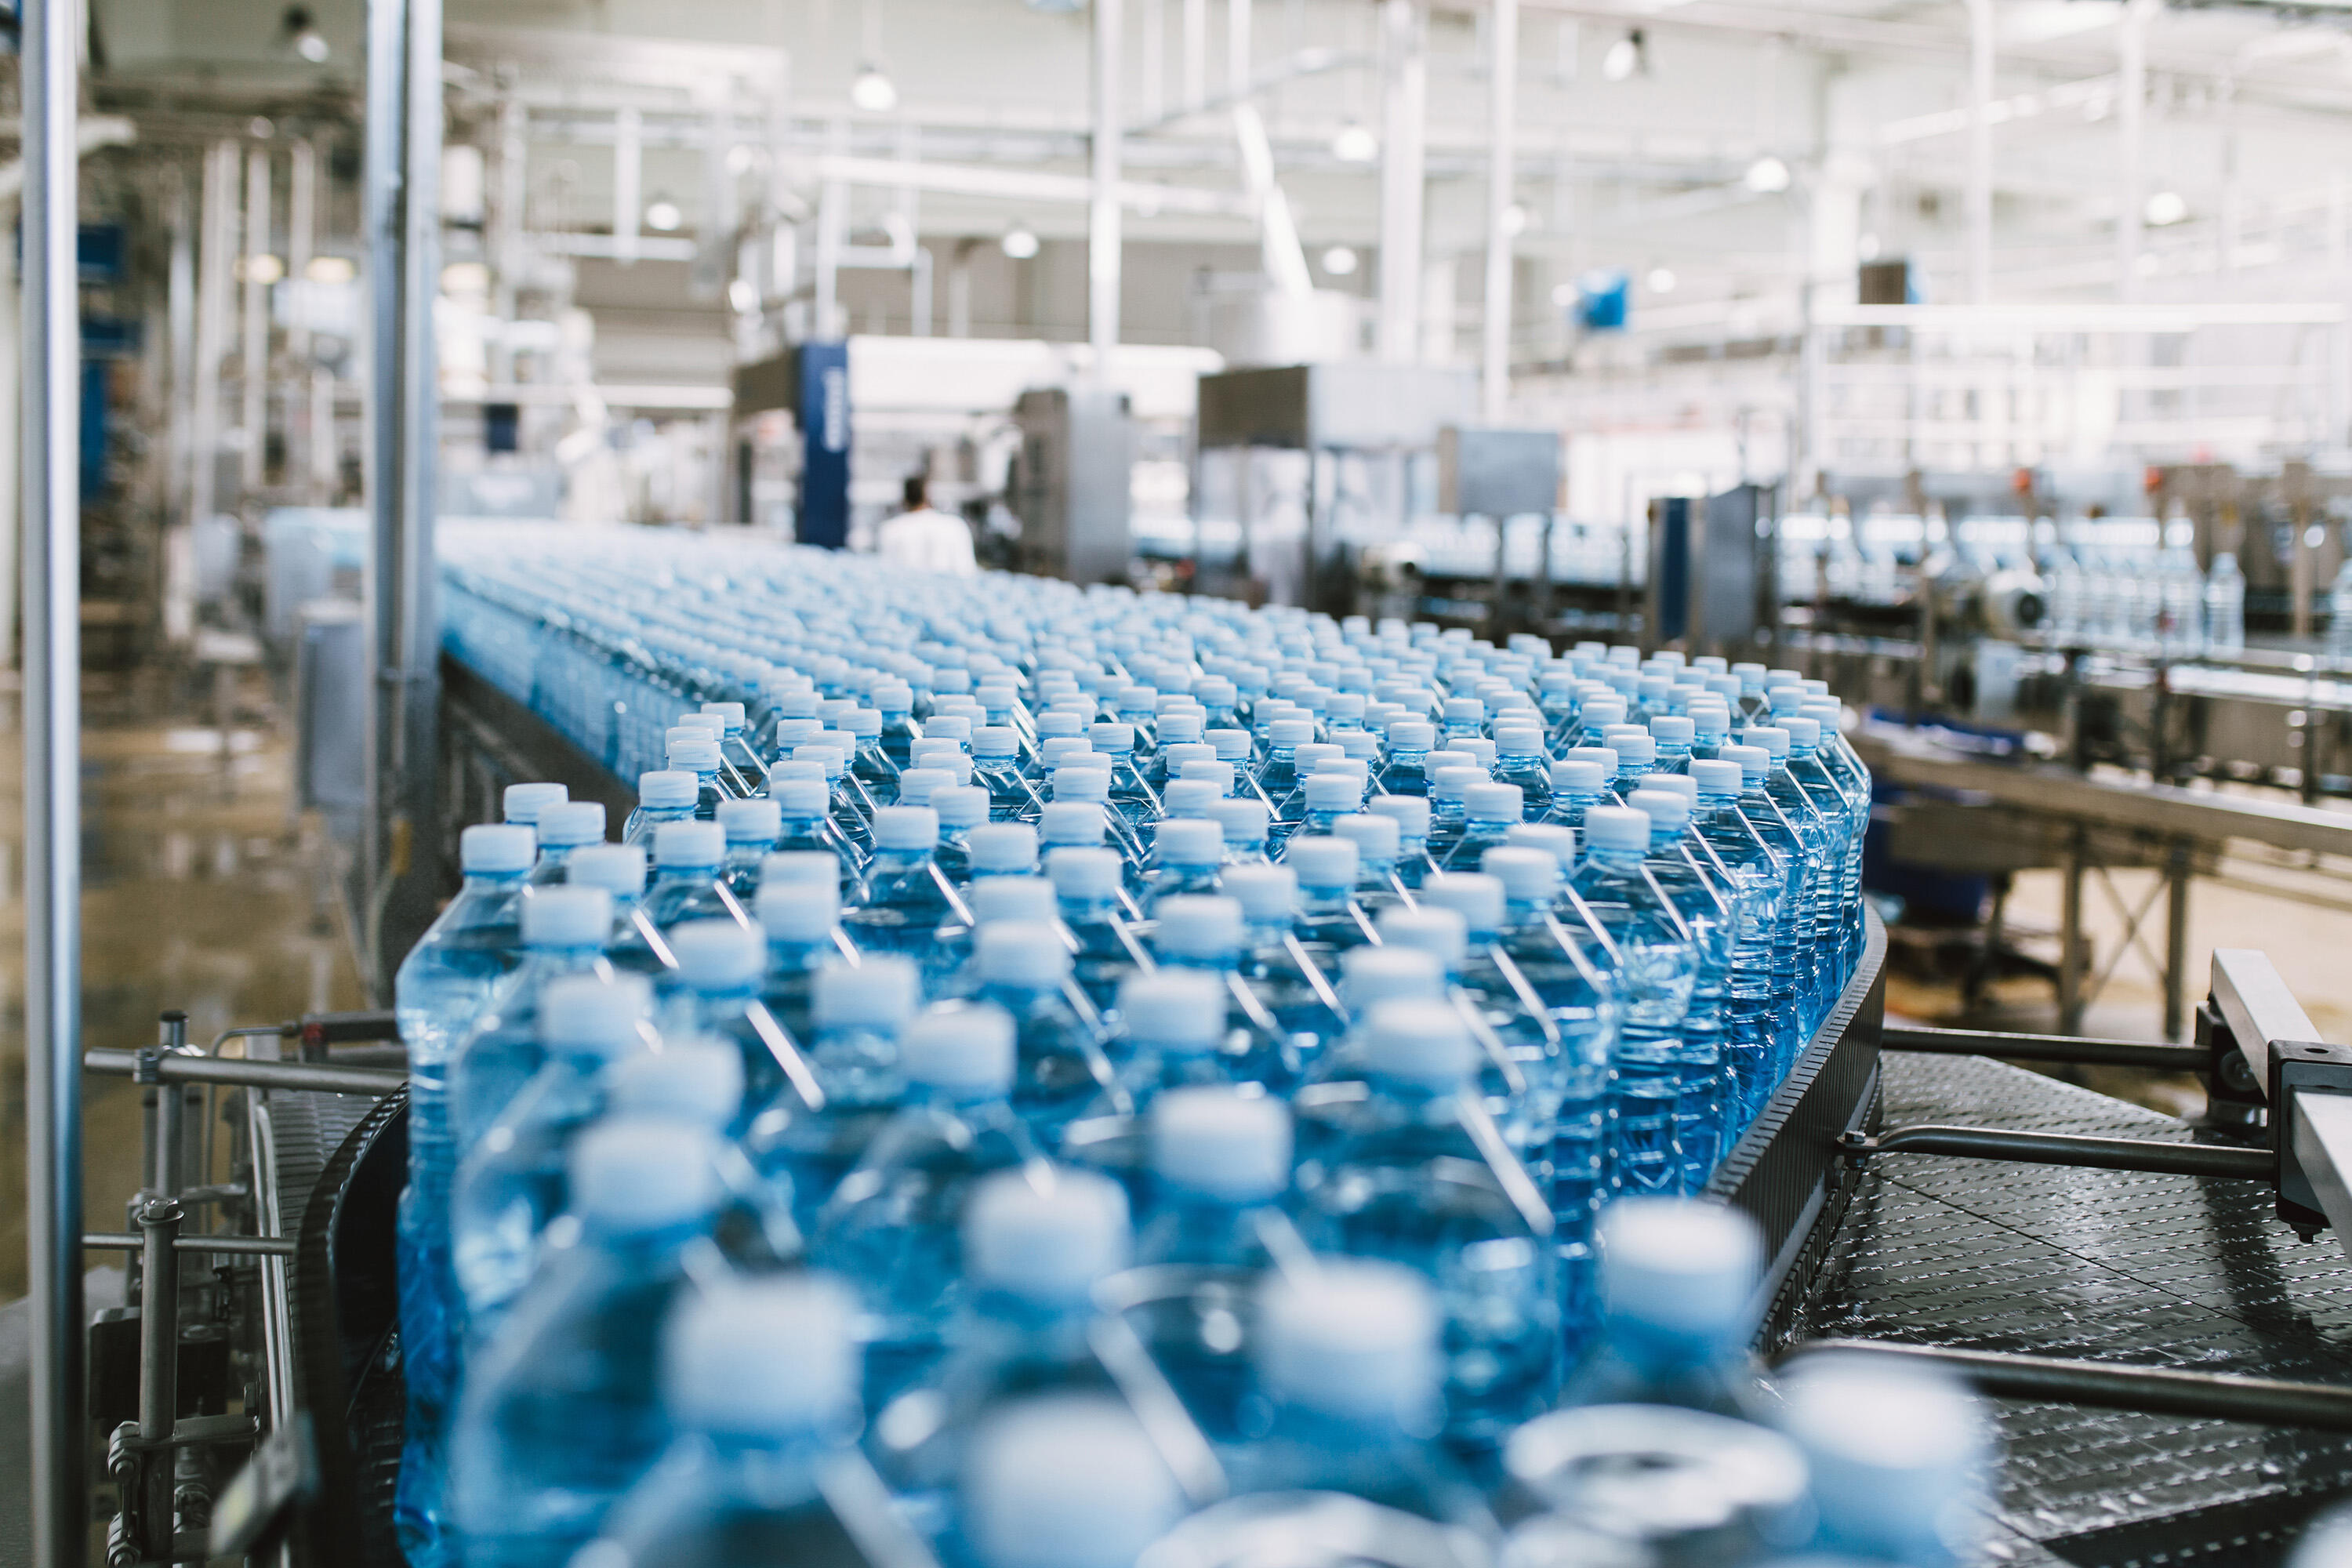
[450,1116,728,1568]
[1287,836,1377,951]
[844,805,963,964]
[1239,1260,1493,1527]
[502,782,567,833]
[1539,760,1609,845]
[710,799,779,898]
[1332,812,1410,917]
[972,921,1119,1137]
[966,822,1040,891]
[1377,718,1439,797]
[1225,864,1348,1081]
[754,866,842,1044]
[585,1276,875,1568]
[1145,818,1225,911]
[1131,1087,1297,1440]
[527,801,606,885]
[1777,1353,1992,1567]
[1564,1198,1769,1418]
[669,735,729,817]
[566,844,669,980]
[1625,789,1734,1190]
[1211,795,1272,867]
[1688,760,1784,1121]
[955,1395,1186,1568]
[1425,765,1484,866]
[2331,559,2352,670]
[1775,717,1857,996]
[1298,998,1559,1444]
[393,822,535,1567]
[811,1004,1036,1405]
[1152,895,1290,1085]
[1107,969,1241,1109]
[1298,771,1363,840]
[644,822,746,931]
[623,771,698,848]
[1047,845,1145,1012]
[1570,807,1697,1199]
[1741,727,1832,1030]
[447,885,619,1163]
[1439,782,1523,872]
[757,954,920,1227]
[973,727,1036,820]
[450,973,654,1345]
[661,918,803,1119]
[1367,795,1435,889]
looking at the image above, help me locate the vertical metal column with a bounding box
[2059,829,2088,1035]
[2117,0,2151,299]
[22,2,84,1563]
[1091,0,1125,378]
[365,0,445,989]
[1964,0,1992,307]
[1480,0,1518,420]
[1376,0,1428,365]
[2164,841,2193,1043]
[242,147,273,493]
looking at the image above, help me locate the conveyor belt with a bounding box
[1796,1054,2352,1566]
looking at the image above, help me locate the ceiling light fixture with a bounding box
[1646,266,1676,294]
[1332,122,1379,164]
[1501,204,1530,238]
[1744,155,1791,194]
[643,197,684,233]
[1001,223,1040,261]
[281,5,329,64]
[2144,189,2189,227]
[1602,30,1644,83]
[851,63,899,113]
[1857,232,1882,262]
[1321,245,1359,277]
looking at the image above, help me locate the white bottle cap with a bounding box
[1269,718,1316,748]
[1388,719,1438,750]
[1209,797,1270,841]
[1420,871,1504,936]
[1481,845,1560,904]
[974,725,1021,759]
[654,820,725,869]
[1154,818,1223,868]
[714,797,780,844]
[1303,772,1360,813]
[1158,711,1204,745]
[502,782,568,824]
[1465,782,1523,823]
[1432,766,1485,804]
[1781,715,1822,750]
[1627,788,1691,836]
[1038,712,1084,741]
[900,1004,1019,1098]
[1367,794,1431,839]
[1206,728,1252,761]
[1691,706,1732,740]
[670,919,764,989]
[936,786,990,829]
[668,738,723,771]
[771,779,830,817]
[1332,812,1399,861]
[1584,805,1650,853]
[637,770,697,809]
[701,701,748,730]
[1053,766,1112,806]
[1046,844,1122,899]
[1152,1087,1291,1203]
[896,768,953,807]
[1119,970,1227,1054]
[1163,779,1221,817]
[1360,996,1475,1083]
[535,801,607,848]
[761,850,837,886]
[977,920,1074,988]
[1743,725,1791,760]
[1219,864,1296,925]
[608,1036,745,1127]
[1258,1259,1442,1424]
[1644,773,1698,805]
[673,715,723,740]
[1777,1353,1991,1567]
[795,743,847,778]
[965,1166,1131,1305]
[1040,801,1108,848]
[1599,1198,1763,1341]
[1153,895,1245,961]
[872,805,939,852]
[1649,715,1695,746]
[1286,835,1359,891]
[460,823,536,874]
[968,822,1040,874]
[926,714,974,743]
[962,1396,1184,1568]
[1341,946,1445,1011]
[538,972,654,1055]
[568,843,648,898]
[569,1116,725,1234]
[971,875,1059,926]
[521,885,613,948]
[1690,759,1744,797]
[1087,721,1137,756]
[1375,906,1467,972]
[1610,732,1657,767]
[813,955,920,1029]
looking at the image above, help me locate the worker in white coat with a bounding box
[873,475,978,576]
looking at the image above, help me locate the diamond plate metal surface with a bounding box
[1792,1053,2352,1566]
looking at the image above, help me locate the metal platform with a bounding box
[1799,1051,2352,1566]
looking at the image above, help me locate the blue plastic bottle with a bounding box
[503,781,568,830]
[1722,742,1810,1078]
[1144,818,1225,911]
[1690,759,1787,1121]
[1779,1353,1991,1568]
[1625,788,1735,1192]
[449,1116,728,1568]
[1105,968,1241,1109]
[955,1395,1186,1568]
[1046,844,1146,1014]
[759,953,918,1228]
[644,821,749,931]
[528,801,607,885]
[1742,726,1834,1033]
[1569,806,1697,1199]
[446,885,619,1167]
[1287,835,1379,950]
[713,798,781,898]
[1332,811,1411,917]
[1439,782,1523,872]
[1226,864,1348,1083]
[844,804,964,965]
[972,920,1120,1138]
[1566,1198,1770,1418]
[623,770,698,847]
[1377,718,1439,798]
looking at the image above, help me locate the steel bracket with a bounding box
[2270,1040,2352,1236]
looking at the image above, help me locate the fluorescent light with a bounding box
[1602,31,1642,82]
[1321,245,1359,277]
[1646,267,1676,295]
[728,278,760,313]
[1858,232,1882,262]
[1501,204,1530,238]
[306,255,355,285]
[643,198,684,233]
[244,254,286,285]
[1551,282,1577,307]
[851,64,898,114]
[1001,223,1040,261]
[1744,155,1791,194]
[1332,122,1379,164]
[2144,189,2188,227]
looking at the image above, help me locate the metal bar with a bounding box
[2059,830,2086,1034]
[136,1200,184,1443]
[85,1048,406,1097]
[1782,1340,2352,1432]
[2213,946,2324,1094]
[1479,0,1517,421]
[2289,1092,2352,1265]
[23,2,83,1559]
[245,1095,299,1435]
[1881,1024,2206,1071]
[241,145,271,492]
[1851,1123,2274,1180]
[2165,844,2192,1043]
[82,1232,296,1258]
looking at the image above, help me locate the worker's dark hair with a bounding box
[903,474,930,510]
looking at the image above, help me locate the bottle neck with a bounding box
[1589,844,1646,874]
[461,869,528,891]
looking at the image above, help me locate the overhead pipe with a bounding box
[23,5,83,1563]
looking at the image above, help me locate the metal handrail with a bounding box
[84,1049,407,1098]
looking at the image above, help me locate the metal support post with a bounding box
[1091,0,1125,379]
[2059,829,2087,1034]
[241,147,273,493]
[23,2,84,1562]
[136,1199,185,1446]
[1963,0,1992,307]
[2165,840,2192,1043]
[1376,0,1427,365]
[1480,0,1518,421]
[365,0,445,991]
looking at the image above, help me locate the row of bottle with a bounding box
[409,945,1987,1568]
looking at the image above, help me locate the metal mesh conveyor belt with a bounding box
[1794,1053,2352,1566]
